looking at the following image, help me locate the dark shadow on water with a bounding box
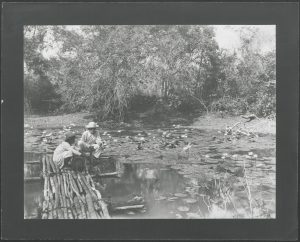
[24,181,43,219]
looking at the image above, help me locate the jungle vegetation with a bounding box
[24,25,275,121]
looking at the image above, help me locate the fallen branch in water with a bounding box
[113,204,145,211]
[243,160,253,218]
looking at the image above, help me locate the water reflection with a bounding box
[24,181,43,219]
[94,163,208,218]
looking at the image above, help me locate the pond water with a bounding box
[24,125,276,219]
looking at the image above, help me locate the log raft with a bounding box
[41,155,110,219]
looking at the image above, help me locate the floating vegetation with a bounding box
[186,212,202,219]
[177,206,190,212]
[183,198,197,204]
[174,193,188,198]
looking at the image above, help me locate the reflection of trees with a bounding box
[24,182,43,218]
[99,164,188,208]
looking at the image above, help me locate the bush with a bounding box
[210,97,248,115]
[255,93,276,117]
[171,98,200,113]
[24,74,62,114]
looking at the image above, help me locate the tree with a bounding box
[24,26,61,114]
[24,25,275,119]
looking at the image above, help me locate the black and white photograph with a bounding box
[23,25,276,219]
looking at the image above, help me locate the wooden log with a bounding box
[63,173,73,203]
[42,156,46,176]
[91,172,119,178]
[85,174,109,218]
[48,177,57,218]
[41,159,109,219]
[79,174,98,201]
[98,199,110,218]
[50,201,56,219]
[113,204,145,211]
[45,155,51,173]
[68,180,74,202]
[25,177,41,182]
[42,200,48,219]
[58,174,68,218]
[77,174,99,219]
[46,179,55,218]
[49,176,56,196]
[73,196,81,219]
[79,195,88,219]
[62,173,68,197]
[51,174,64,219]
[70,199,78,219]
[52,175,60,213]
[93,201,100,211]
[57,175,68,219]
[43,176,49,201]
[69,173,80,198]
[72,173,83,194]
[66,198,74,219]
[25,160,41,164]
[69,173,87,221]
[91,186,102,201]
[49,157,58,174]
[48,201,53,219]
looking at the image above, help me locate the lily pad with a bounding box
[155,196,167,201]
[174,193,188,198]
[183,198,197,204]
[167,197,179,201]
[177,206,190,212]
[186,212,202,219]
[204,160,219,164]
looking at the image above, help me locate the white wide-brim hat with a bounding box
[86,122,99,129]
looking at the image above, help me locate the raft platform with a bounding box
[40,154,110,219]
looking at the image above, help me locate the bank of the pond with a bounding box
[24,112,92,129]
[190,113,275,135]
[24,112,275,135]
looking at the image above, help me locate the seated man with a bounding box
[78,122,105,159]
[53,131,82,170]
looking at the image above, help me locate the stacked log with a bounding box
[41,155,110,219]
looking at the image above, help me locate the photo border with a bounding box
[1,2,298,240]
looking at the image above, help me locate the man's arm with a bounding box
[70,147,81,156]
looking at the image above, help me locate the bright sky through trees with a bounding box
[38,25,276,59]
[214,25,275,53]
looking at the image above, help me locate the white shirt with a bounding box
[53,141,80,169]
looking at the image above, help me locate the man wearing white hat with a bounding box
[78,122,104,158]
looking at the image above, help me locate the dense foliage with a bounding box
[24,25,276,120]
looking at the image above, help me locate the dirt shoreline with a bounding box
[188,113,275,135]
[24,112,275,135]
